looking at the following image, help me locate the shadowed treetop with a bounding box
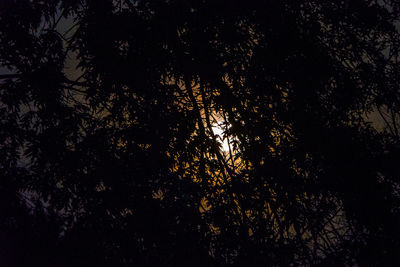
[1,0,400,266]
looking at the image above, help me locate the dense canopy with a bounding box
[1,0,400,265]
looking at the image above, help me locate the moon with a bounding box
[212,124,230,152]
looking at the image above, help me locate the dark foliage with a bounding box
[1,0,400,266]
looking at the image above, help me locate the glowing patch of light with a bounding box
[212,124,230,152]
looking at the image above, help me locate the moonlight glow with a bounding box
[212,124,230,152]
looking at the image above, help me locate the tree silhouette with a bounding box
[1,0,400,266]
